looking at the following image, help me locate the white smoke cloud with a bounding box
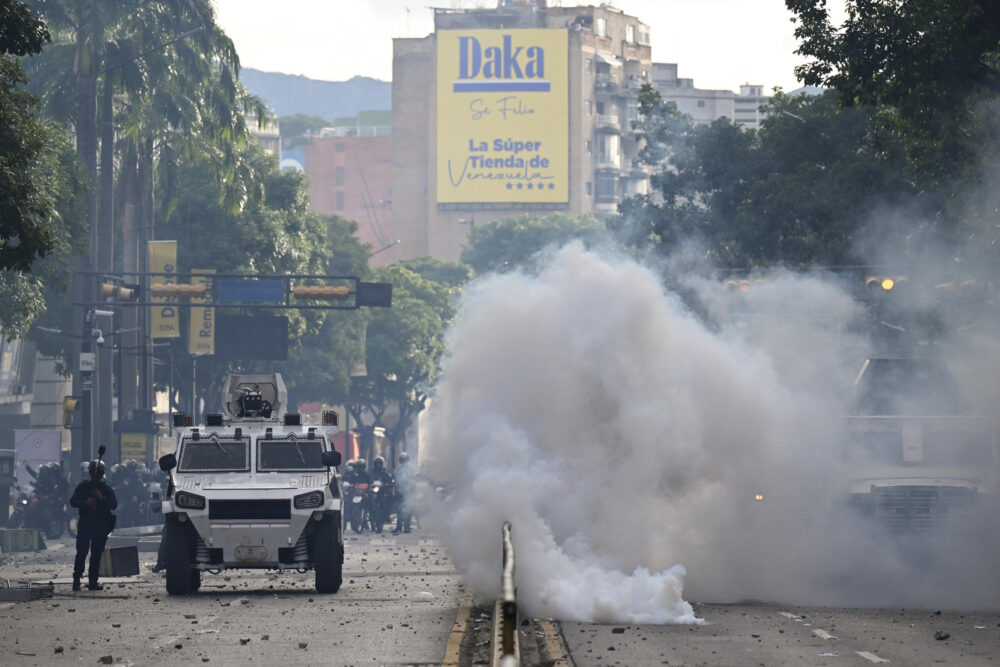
[419,242,1000,622]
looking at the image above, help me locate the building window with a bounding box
[596,17,607,38]
[334,166,345,186]
[638,28,651,45]
[626,98,639,123]
[585,181,593,196]
[585,57,593,74]
[697,100,706,108]
[596,176,617,199]
[335,143,345,152]
[626,25,635,43]
[585,99,593,115]
[335,191,345,210]
[596,101,605,115]
[585,140,592,156]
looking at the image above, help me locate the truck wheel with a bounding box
[164,517,193,596]
[315,516,343,594]
[189,568,201,592]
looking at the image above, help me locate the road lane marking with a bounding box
[857,651,890,663]
[813,629,838,640]
[538,619,570,665]
[442,593,473,666]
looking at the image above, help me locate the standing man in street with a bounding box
[69,454,118,591]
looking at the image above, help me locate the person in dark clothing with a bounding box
[69,459,118,591]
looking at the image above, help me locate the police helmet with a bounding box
[88,459,106,480]
[355,458,367,471]
[124,459,139,472]
[373,456,385,472]
[398,452,410,464]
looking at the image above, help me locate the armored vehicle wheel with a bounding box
[164,517,193,595]
[315,516,343,594]
[189,568,201,592]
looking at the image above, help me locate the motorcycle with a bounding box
[342,479,371,534]
[9,486,74,539]
[369,478,395,534]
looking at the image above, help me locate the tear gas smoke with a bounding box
[420,243,1000,623]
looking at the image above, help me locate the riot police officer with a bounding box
[69,459,118,591]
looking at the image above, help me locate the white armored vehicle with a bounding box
[159,374,343,595]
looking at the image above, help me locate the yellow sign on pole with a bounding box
[148,241,180,338]
[120,432,147,464]
[188,269,215,355]
[436,29,568,203]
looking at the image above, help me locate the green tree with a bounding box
[348,260,461,461]
[279,113,331,147]
[156,143,336,412]
[786,0,1000,191]
[0,1,89,338]
[622,85,915,267]
[460,212,607,276]
[0,0,53,274]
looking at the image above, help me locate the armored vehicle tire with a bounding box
[189,568,201,592]
[315,516,343,594]
[164,517,193,595]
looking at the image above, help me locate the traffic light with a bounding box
[149,283,207,298]
[100,283,138,301]
[865,275,908,293]
[292,284,351,300]
[723,278,765,292]
[62,396,81,428]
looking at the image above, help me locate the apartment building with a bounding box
[391,1,653,262]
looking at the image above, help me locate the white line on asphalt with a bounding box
[779,612,802,621]
[857,650,890,663]
[813,629,838,640]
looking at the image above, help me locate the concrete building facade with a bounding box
[391,1,653,262]
[651,63,771,130]
[304,133,396,266]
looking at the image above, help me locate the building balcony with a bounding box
[595,73,620,94]
[594,114,620,132]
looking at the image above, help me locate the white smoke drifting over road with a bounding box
[421,243,1000,622]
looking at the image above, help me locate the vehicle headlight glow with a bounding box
[174,491,206,510]
[293,490,325,510]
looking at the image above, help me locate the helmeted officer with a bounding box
[69,459,118,591]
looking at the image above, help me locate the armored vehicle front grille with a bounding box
[875,486,976,529]
[257,438,326,472]
[209,499,291,521]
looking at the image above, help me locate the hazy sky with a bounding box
[213,0,811,94]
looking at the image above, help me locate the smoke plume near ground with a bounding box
[421,243,1000,622]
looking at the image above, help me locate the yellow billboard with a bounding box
[188,269,215,355]
[437,29,568,203]
[148,240,179,338]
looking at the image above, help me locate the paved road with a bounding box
[3,530,999,666]
[0,529,463,666]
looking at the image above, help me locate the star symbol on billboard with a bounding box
[517,182,523,189]
[548,183,555,190]
[507,183,513,190]
[527,183,534,190]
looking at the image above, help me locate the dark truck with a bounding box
[843,358,998,529]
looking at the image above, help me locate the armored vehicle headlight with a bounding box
[174,491,207,510]
[293,490,325,509]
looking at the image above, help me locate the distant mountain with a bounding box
[240,69,391,122]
